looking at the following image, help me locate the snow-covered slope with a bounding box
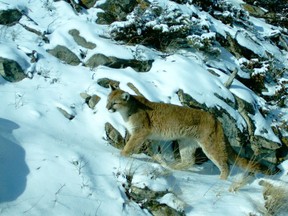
[0,0,287,215]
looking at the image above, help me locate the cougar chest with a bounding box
[125,120,136,134]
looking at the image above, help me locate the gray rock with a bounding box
[86,53,111,68]
[0,57,26,82]
[97,78,120,88]
[47,45,81,66]
[88,95,101,109]
[85,53,153,72]
[0,9,22,25]
[68,29,96,49]
[105,122,125,149]
[56,107,75,120]
[80,92,101,109]
[128,186,185,216]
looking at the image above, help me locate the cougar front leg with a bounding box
[121,131,149,156]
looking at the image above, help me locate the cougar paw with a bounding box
[120,150,130,157]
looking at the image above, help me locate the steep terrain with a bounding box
[0,0,287,215]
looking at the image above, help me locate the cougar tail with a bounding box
[227,145,279,176]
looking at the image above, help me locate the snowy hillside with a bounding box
[0,0,287,215]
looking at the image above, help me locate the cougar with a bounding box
[106,87,273,179]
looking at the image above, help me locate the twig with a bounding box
[55,184,66,195]
[21,11,38,26]
[0,1,9,5]
[224,68,238,89]
[18,23,49,43]
[23,195,44,214]
[66,0,81,15]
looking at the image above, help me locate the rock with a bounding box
[128,186,184,216]
[0,57,26,82]
[80,92,91,102]
[47,45,81,66]
[56,107,75,120]
[85,53,153,72]
[251,136,281,151]
[80,92,101,109]
[276,143,288,163]
[128,59,153,72]
[217,33,256,60]
[85,53,111,68]
[88,95,101,109]
[81,0,97,8]
[105,122,125,149]
[242,4,266,17]
[0,9,22,25]
[68,29,96,49]
[96,0,138,24]
[96,78,120,89]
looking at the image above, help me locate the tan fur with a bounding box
[106,88,272,179]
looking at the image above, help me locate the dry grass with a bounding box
[259,180,288,216]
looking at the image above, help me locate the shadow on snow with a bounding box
[0,118,29,203]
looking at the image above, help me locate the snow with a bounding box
[0,0,287,215]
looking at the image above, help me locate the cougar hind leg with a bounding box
[200,137,230,180]
[171,138,198,170]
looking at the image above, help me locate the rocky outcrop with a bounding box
[86,53,153,72]
[47,45,81,66]
[177,88,281,167]
[0,9,22,25]
[242,1,288,28]
[0,57,26,82]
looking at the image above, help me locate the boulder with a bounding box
[0,57,26,82]
[47,45,81,66]
[0,9,22,25]
[68,29,96,49]
[88,95,101,109]
[127,186,185,216]
[85,53,153,72]
[105,122,125,149]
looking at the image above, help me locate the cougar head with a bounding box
[106,85,130,113]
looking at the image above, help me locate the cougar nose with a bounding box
[108,109,115,113]
[106,103,115,112]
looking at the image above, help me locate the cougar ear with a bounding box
[108,84,118,91]
[121,92,130,101]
